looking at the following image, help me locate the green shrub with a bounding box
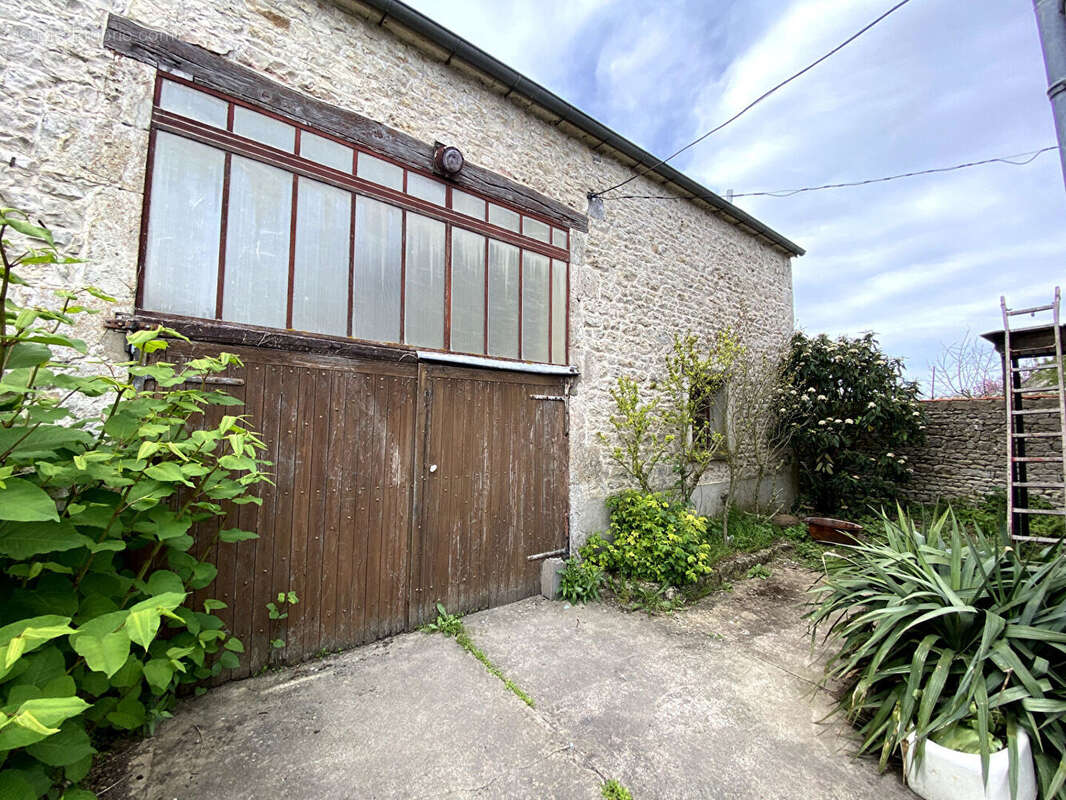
[557,558,603,604]
[0,208,269,797]
[776,332,925,513]
[580,491,713,586]
[808,509,1066,799]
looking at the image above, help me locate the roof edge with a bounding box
[347,0,805,257]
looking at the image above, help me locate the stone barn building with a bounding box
[3,0,802,674]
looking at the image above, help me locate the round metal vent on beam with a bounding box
[434,144,464,177]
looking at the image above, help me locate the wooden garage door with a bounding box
[162,341,568,678]
[409,364,569,627]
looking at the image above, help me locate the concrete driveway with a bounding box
[100,564,915,799]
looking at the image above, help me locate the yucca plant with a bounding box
[808,509,1066,799]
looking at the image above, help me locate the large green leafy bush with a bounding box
[777,331,925,512]
[0,207,268,798]
[808,511,1066,799]
[580,491,714,586]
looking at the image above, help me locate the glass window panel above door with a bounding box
[142,132,224,319]
[522,217,550,244]
[222,156,292,328]
[450,228,485,354]
[406,172,446,206]
[552,227,568,250]
[521,252,550,363]
[353,195,402,343]
[292,177,351,336]
[357,152,404,191]
[452,189,485,219]
[300,131,353,173]
[158,80,228,128]
[487,240,519,359]
[232,106,295,152]
[488,203,520,232]
[403,213,445,349]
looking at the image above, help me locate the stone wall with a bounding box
[1,0,795,547]
[901,396,1062,506]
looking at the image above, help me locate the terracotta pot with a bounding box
[804,516,863,546]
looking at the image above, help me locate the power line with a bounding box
[604,146,1059,202]
[588,0,914,199]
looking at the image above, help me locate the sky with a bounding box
[404,0,1066,395]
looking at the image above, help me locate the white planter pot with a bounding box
[903,729,1037,800]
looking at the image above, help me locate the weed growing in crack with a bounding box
[601,779,633,799]
[421,603,535,708]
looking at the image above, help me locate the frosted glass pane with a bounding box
[522,252,549,362]
[292,177,351,336]
[232,106,294,151]
[487,240,519,359]
[523,217,550,243]
[403,213,445,348]
[407,172,446,206]
[552,227,567,249]
[143,133,224,318]
[450,228,485,354]
[158,80,228,128]
[452,190,485,219]
[222,156,291,328]
[301,132,352,173]
[357,153,403,191]
[353,196,402,343]
[488,203,520,232]
[551,259,567,364]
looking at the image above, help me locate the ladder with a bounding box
[1002,286,1066,543]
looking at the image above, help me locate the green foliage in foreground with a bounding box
[808,510,1066,800]
[0,208,269,798]
[421,604,533,707]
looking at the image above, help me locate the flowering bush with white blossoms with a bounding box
[776,332,925,512]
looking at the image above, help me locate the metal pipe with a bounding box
[1033,0,1066,190]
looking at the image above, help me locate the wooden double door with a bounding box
[167,342,568,679]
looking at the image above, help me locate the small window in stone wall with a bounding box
[693,384,729,453]
[145,76,571,364]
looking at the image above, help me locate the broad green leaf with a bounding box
[0,426,92,460]
[4,342,50,369]
[218,528,259,543]
[69,611,130,678]
[0,770,35,800]
[143,462,193,486]
[124,608,162,651]
[0,616,74,680]
[142,659,175,693]
[0,696,90,751]
[25,721,94,766]
[0,480,58,522]
[0,521,89,559]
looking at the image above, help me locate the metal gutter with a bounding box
[353,0,805,257]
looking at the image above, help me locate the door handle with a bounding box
[429,464,438,473]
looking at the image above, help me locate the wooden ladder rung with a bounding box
[1012,408,1059,415]
[1015,508,1066,516]
[1006,303,1056,315]
[1012,534,1066,544]
[1013,431,1065,439]
[1013,456,1064,462]
[1015,481,1066,488]
[1013,385,1058,395]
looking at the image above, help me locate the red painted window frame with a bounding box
[137,72,571,365]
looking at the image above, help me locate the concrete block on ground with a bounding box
[541,557,565,599]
